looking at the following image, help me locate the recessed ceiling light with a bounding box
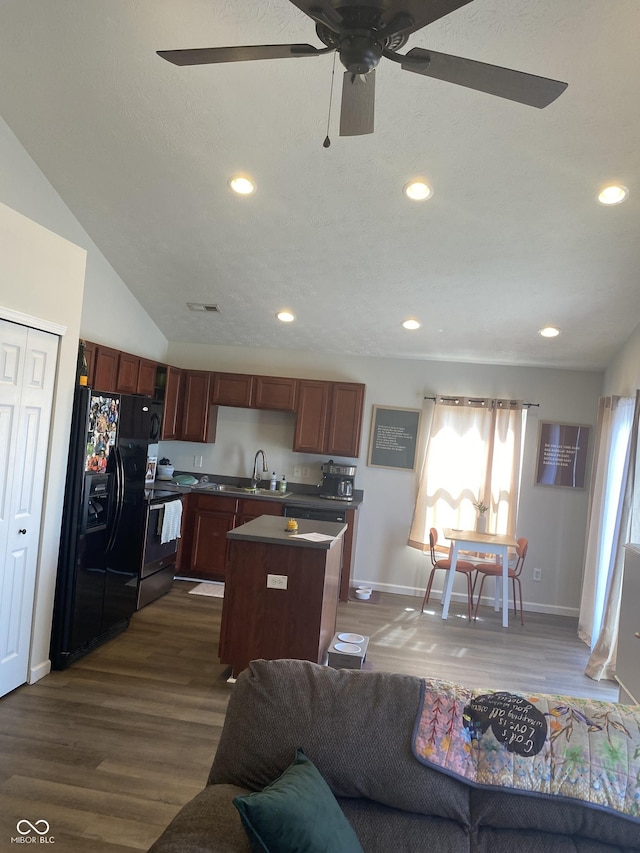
[402,319,422,330]
[276,311,295,323]
[228,175,256,196]
[403,181,432,201]
[538,326,560,338]
[596,184,629,205]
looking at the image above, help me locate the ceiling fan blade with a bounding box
[401,47,567,108]
[288,0,473,37]
[340,70,375,136]
[157,43,323,66]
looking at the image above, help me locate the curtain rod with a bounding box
[423,396,539,408]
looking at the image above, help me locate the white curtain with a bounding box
[578,393,639,680]
[409,397,525,549]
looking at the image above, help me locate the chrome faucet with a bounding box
[251,449,269,489]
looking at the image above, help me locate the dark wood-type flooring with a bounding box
[0,581,618,852]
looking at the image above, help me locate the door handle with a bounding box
[19,528,27,534]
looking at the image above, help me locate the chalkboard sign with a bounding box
[367,406,421,471]
[463,692,547,757]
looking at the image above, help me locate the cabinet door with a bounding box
[212,372,254,407]
[93,345,119,392]
[181,370,215,442]
[189,495,238,581]
[161,366,182,440]
[325,382,365,458]
[137,358,157,397]
[293,380,330,453]
[254,376,297,411]
[116,352,139,394]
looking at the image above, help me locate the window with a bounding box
[409,397,526,549]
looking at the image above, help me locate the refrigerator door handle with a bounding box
[105,447,125,552]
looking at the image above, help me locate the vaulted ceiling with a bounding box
[0,0,638,369]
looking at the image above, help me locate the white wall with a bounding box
[0,113,167,681]
[0,115,168,361]
[166,342,603,616]
[603,319,640,396]
[0,202,86,682]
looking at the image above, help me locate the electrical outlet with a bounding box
[267,574,288,590]
[532,568,542,582]
[293,465,302,478]
[302,467,310,479]
[193,455,203,468]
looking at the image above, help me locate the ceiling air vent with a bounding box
[187,303,220,313]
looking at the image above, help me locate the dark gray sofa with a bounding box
[148,659,640,852]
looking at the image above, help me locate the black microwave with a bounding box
[148,400,164,442]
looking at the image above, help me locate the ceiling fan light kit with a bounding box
[157,0,568,139]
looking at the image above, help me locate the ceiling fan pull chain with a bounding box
[323,51,337,148]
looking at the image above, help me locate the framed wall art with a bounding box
[535,422,590,489]
[367,405,421,471]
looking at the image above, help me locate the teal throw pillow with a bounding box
[232,749,364,853]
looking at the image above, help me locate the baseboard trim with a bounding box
[350,580,579,618]
[29,659,51,684]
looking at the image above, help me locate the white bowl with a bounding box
[157,465,175,480]
[355,586,372,600]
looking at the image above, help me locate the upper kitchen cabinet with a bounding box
[136,358,158,397]
[116,351,140,394]
[212,372,254,408]
[181,370,217,443]
[293,380,330,453]
[254,375,297,411]
[115,352,157,396]
[92,344,119,392]
[293,380,364,457]
[325,382,365,458]
[160,366,182,440]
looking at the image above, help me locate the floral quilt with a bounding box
[412,678,640,822]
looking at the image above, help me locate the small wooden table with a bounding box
[443,529,518,627]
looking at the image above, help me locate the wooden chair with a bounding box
[473,537,528,624]
[422,527,477,619]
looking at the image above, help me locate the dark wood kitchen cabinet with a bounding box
[236,498,283,526]
[160,366,182,440]
[136,358,158,397]
[181,370,217,443]
[116,351,140,394]
[293,380,330,453]
[212,372,254,407]
[92,344,119,392]
[325,382,365,457]
[293,380,364,457]
[182,494,238,581]
[254,375,297,411]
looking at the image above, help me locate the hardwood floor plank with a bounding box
[0,580,619,852]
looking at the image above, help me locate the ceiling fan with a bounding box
[157,0,568,137]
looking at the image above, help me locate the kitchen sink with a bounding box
[192,483,291,498]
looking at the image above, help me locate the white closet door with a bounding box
[0,319,58,697]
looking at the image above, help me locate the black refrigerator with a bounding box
[51,386,151,669]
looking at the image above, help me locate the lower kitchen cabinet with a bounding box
[237,498,283,525]
[180,494,238,582]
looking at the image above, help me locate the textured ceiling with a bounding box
[0,0,638,369]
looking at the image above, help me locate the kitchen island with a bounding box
[220,515,346,677]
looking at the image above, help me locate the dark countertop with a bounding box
[147,477,363,510]
[227,515,347,549]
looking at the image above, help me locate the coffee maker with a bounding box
[319,460,357,501]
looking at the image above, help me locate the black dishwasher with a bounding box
[283,504,346,524]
